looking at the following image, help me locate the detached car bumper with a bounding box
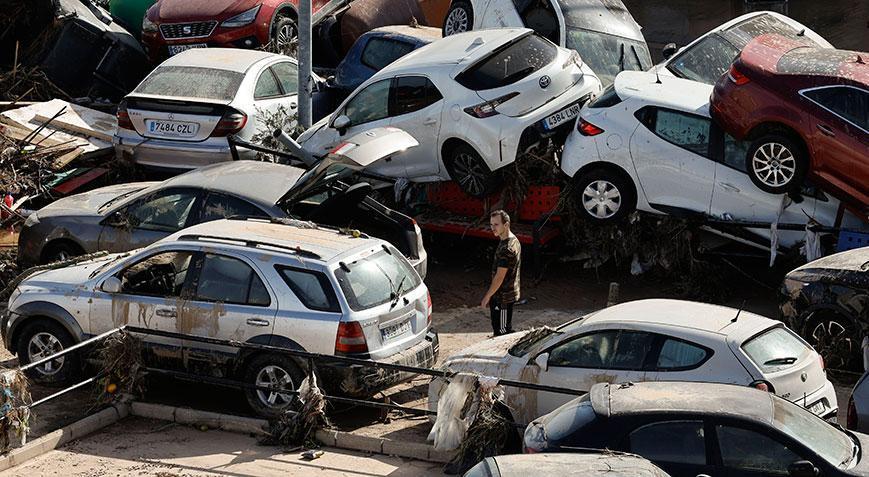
[320,330,439,398]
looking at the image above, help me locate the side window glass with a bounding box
[198,194,266,223]
[393,76,442,116]
[361,38,416,71]
[629,421,706,466]
[804,87,869,131]
[656,338,708,370]
[653,109,712,158]
[610,331,656,370]
[194,254,270,306]
[716,425,803,473]
[120,251,194,297]
[277,266,340,312]
[343,79,391,126]
[254,70,282,99]
[723,134,750,172]
[125,190,198,233]
[549,331,618,368]
[271,62,299,95]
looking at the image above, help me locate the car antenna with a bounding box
[797,28,806,36]
[731,300,746,323]
[654,67,662,84]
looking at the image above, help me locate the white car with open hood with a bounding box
[429,299,837,426]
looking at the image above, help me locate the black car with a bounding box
[524,381,869,477]
[781,247,869,371]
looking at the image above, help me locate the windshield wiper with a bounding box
[88,253,128,279]
[389,276,407,310]
[764,357,798,366]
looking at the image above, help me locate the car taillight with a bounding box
[577,118,604,136]
[211,109,248,137]
[750,380,774,393]
[819,354,825,371]
[848,396,858,430]
[464,92,519,118]
[524,447,539,454]
[426,291,433,327]
[335,321,368,354]
[727,64,750,85]
[117,101,133,130]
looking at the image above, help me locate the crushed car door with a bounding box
[629,107,715,216]
[98,188,202,253]
[388,75,445,178]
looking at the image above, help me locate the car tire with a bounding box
[41,241,84,264]
[271,15,298,55]
[243,353,305,418]
[807,313,859,372]
[573,168,636,223]
[16,319,79,386]
[745,134,807,194]
[443,0,473,36]
[444,144,501,198]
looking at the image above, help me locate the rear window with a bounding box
[456,33,557,90]
[277,266,340,312]
[362,37,416,71]
[588,84,622,108]
[334,248,421,311]
[741,326,812,373]
[135,66,244,101]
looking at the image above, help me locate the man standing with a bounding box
[481,210,521,336]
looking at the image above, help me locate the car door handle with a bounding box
[422,118,437,125]
[246,318,270,327]
[155,308,177,318]
[289,103,298,110]
[720,182,740,193]
[817,124,835,137]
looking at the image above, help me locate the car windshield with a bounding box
[98,187,149,213]
[566,28,652,86]
[333,248,421,311]
[134,66,244,101]
[772,396,856,467]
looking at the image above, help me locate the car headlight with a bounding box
[221,5,261,28]
[142,16,158,34]
[23,211,39,228]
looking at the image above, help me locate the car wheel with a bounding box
[808,314,858,371]
[271,16,298,55]
[745,134,807,194]
[443,1,473,36]
[243,353,305,418]
[16,320,79,386]
[445,144,501,198]
[41,241,84,264]
[573,168,636,223]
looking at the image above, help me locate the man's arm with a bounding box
[481,267,508,308]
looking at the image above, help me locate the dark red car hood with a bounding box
[151,0,257,22]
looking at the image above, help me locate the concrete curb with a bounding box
[0,402,129,472]
[129,402,270,436]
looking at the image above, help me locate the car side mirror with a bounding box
[333,114,351,136]
[662,42,678,60]
[106,211,130,228]
[788,461,819,477]
[534,352,549,371]
[101,276,122,294]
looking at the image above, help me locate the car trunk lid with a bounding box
[125,96,230,141]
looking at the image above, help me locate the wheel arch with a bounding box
[746,122,810,158]
[269,3,299,35]
[8,302,84,353]
[441,137,485,169]
[801,304,860,335]
[40,238,86,264]
[233,334,308,377]
[573,162,638,199]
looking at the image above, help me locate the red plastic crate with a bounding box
[424,182,561,222]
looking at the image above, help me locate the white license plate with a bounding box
[168,43,207,56]
[381,320,411,341]
[145,119,200,138]
[808,400,826,415]
[543,103,581,130]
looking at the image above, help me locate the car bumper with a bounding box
[114,134,254,170]
[319,330,439,398]
[141,22,268,63]
[798,379,839,420]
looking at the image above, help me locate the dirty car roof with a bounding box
[615,71,713,114]
[161,161,303,207]
[581,298,771,333]
[490,451,668,475]
[383,28,529,73]
[159,48,280,73]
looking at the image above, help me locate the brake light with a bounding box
[848,396,858,430]
[116,101,133,130]
[335,321,368,354]
[750,380,774,393]
[211,109,248,137]
[727,64,750,85]
[577,118,604,136]
[426,291,433,327]
[819,354,825,371]
[464,92,519,118]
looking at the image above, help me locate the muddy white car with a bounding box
[429,299,837,426]
[3,218,437,416]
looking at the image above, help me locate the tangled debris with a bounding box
[93,330,145,406]
[0,248,19,291]
[0,369,32,452]
[260,369,329,448]
[446,376,515,475]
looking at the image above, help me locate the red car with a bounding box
[141,0,332,63]
[710,34,869,213]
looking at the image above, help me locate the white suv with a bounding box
[3,218,438,416]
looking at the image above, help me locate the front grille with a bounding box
[160,21,217,40]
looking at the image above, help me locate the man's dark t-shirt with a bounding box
[492,234,521,304]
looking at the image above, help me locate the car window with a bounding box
[392,76,443,116]
[588,84,623,108]
[456,33,557,90]
[716,425,803,474]
[771,396,854,467]
[667,35,739,84]
[629,421,706,466]
[343,79,391,126]
[610,331,656,370]
[333,248,421,311]
[254,70,283,99]
[135,66,244,101]
[656,338,709,370]
[549,330,618,368]
[722,14,824,51]
[194,254,270,306]
[198,194,266,223]
[125,190,198,233]
[741,326,812,373]
[119,251,194,297]
[651,109,712,158]
[565,29,651,86]
[361,37,416,71]
[803,86,869,132]
[277,266,340,312]
[271,62,299,95]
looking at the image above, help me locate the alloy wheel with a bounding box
[810,319,854,371]
[452,152,488,197]
[582,180,621,219]
[752,142,796,188]
[27,332,65,376]
[255,365,295,408]
[444,7,469,35]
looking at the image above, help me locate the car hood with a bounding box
[444,332,526,368]
[791,248,869,274]
[19,257,115,290]
[151,0,255,21]
[35,183,155,219]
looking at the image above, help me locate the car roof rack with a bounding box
[176,234,322,260]
[223,215,371,239]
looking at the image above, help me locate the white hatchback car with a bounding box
[429,299,837,426]
[560,71,865,248]
[298,28,601,197]
[114,48,324,171]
